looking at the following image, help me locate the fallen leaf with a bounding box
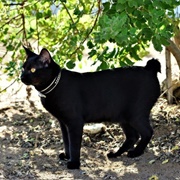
[162,159,169,164]
[149,159,156,164]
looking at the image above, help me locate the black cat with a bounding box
[21,47,161,169]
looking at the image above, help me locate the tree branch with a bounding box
[70,0,102,56]
[61,2,79,34]
[22,12,27,42]
[36,14,40,53]
[16,28,23,36]
[81,0,102,45]
[0,15,21,29]
[4,3,24,6]
[0,79,18,93]
[166,39,180,68]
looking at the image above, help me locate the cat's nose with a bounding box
[20,74,25,82]
[20,74,31,85]
[20,74,26,83]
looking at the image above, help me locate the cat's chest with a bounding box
[41,97,59,116]
[40,96,74,121]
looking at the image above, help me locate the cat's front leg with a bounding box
[67,122,83,169]
[59,122,70,160]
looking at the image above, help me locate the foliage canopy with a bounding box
[0,0,180,79]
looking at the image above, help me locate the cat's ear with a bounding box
[39,48,52,64]
[23,45,37,57]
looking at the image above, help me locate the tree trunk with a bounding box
[166,40,180,68]
[165,48,173,104]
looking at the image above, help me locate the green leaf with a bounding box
[160,36,170,46]
[118,12,128,27]
[97,61,109,70]
[107,48,116,58]
[87,41,94,49]
[115,28,128,44]
[29,27,35,33]
[128,0,138,8]
[88,49,97,58]
[152,36,163,52]
[117,0,126,4]
[116,3,126,13]
[74,7,81,16]
[119,60,127,67]
[36,12,43,19]
[6,45,14,51]
[125,57,134,65]
[77,53,82,61]
[103,2,110,12]
[140,28,153,41]
[66,60,75,69]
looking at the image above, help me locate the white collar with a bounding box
[38,71,61,98]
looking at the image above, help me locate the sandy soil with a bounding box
[0,88,180,180]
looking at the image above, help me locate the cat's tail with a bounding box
[145,58,161,73]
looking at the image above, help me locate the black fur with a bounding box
[21,47,161,169]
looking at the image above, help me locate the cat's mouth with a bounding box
[21,75,34,86]
[21,78,39,86]
[22,81,31,85]
[21,78,31,85]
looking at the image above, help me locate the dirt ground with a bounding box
[0,86,180,180]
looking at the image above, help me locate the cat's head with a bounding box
[21,47,60,87]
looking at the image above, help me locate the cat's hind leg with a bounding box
[107,122,139,158]
[127,117,153,158]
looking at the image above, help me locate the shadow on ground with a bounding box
[0,98,180,179]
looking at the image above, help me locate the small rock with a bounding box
[177,129,180,134]
[84,123,106,134]
[43,163,52,169]
[84,136,91,143]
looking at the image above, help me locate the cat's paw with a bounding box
[127,150,144,158]
[107,149,125,158]
[107,152,118,158]
[67,161,80,169]
[59,153,69,160]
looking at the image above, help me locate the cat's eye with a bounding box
[30,68,36,73]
